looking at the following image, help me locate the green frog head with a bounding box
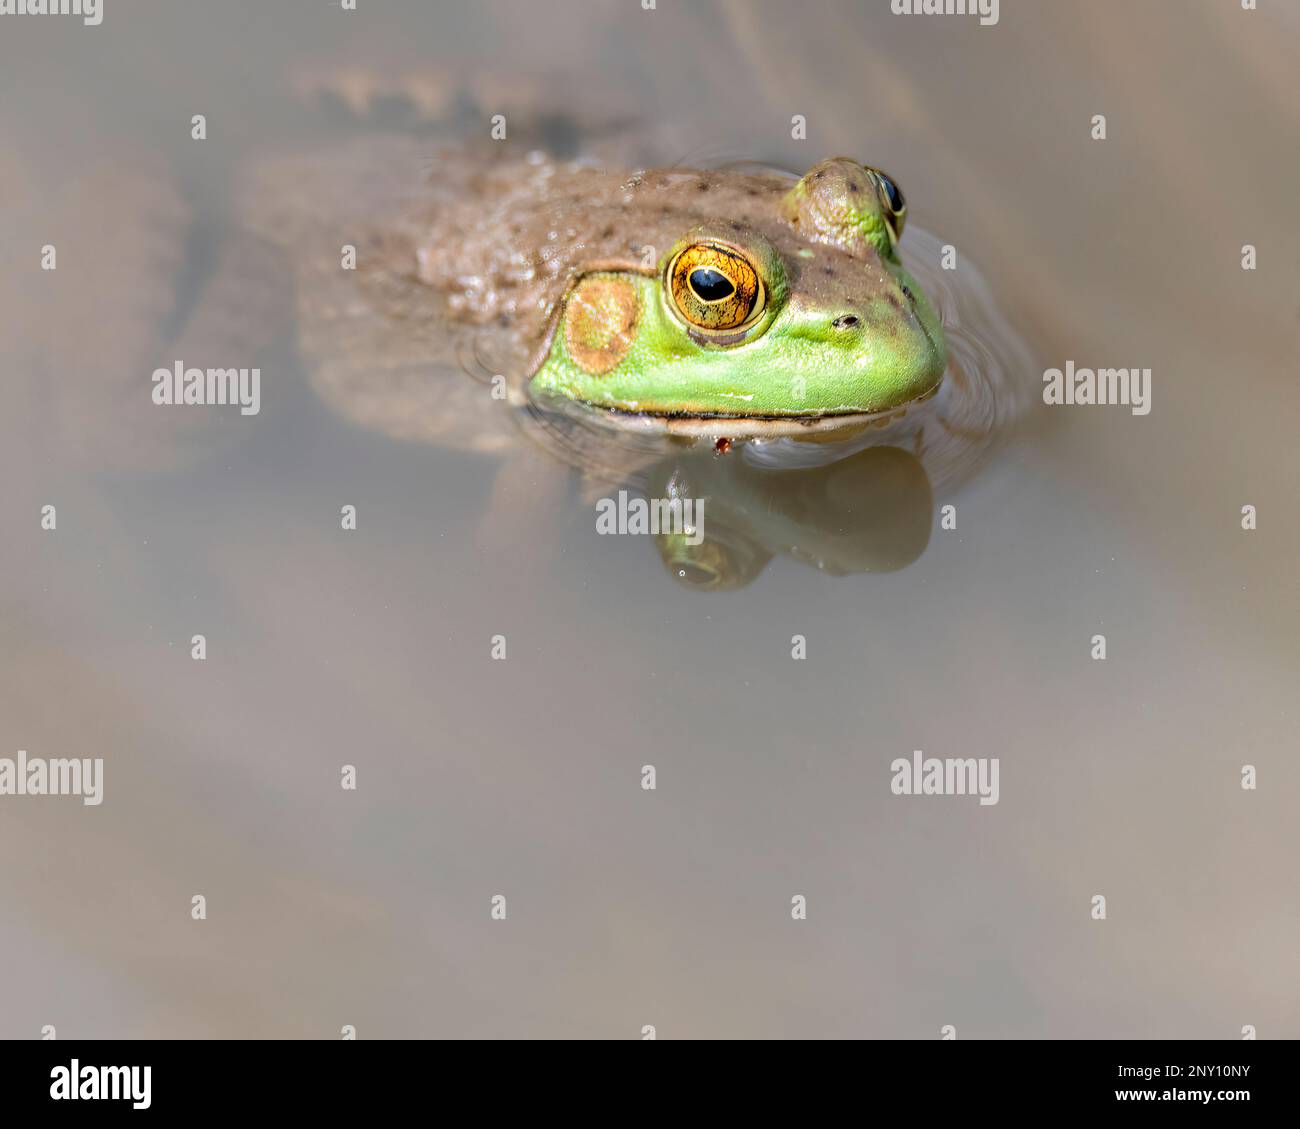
[529,158,946,436]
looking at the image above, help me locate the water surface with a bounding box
[1,0,1296,1038]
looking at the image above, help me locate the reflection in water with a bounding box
[648,446,932,589]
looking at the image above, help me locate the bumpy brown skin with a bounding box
[237,140,913,453]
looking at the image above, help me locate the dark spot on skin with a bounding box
[824,265,835,276]
[697,179,711,192]
[601,225,614,238]
[902,285,915,301]
[885,293,903,311]
[715,437,732,454]
[814,170,825,180]
[849,181,862,192]
[832,314,860,329]
[746,187,759,197]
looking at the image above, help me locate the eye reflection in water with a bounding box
[647,445,932,590]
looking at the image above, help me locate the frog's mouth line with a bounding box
[560,379,942,439]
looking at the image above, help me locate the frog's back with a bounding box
[416,160,807,357]
[238,136,527,452]
[237,130,799,452]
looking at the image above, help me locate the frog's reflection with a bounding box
[646,445,932,590]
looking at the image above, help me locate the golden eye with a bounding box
[667,242,765,333]
[865,167,907,242]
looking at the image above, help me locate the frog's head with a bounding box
[529,158,946,436]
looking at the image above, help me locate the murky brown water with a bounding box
[1,0,1297,1038]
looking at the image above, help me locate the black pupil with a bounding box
[880,175,904,214]
[689,268,735,302]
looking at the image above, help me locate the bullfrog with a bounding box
[227,67,1031,496]
[236,132,948,470]
[2,71,1031,586]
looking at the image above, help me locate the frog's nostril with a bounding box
[832,314,860,330]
